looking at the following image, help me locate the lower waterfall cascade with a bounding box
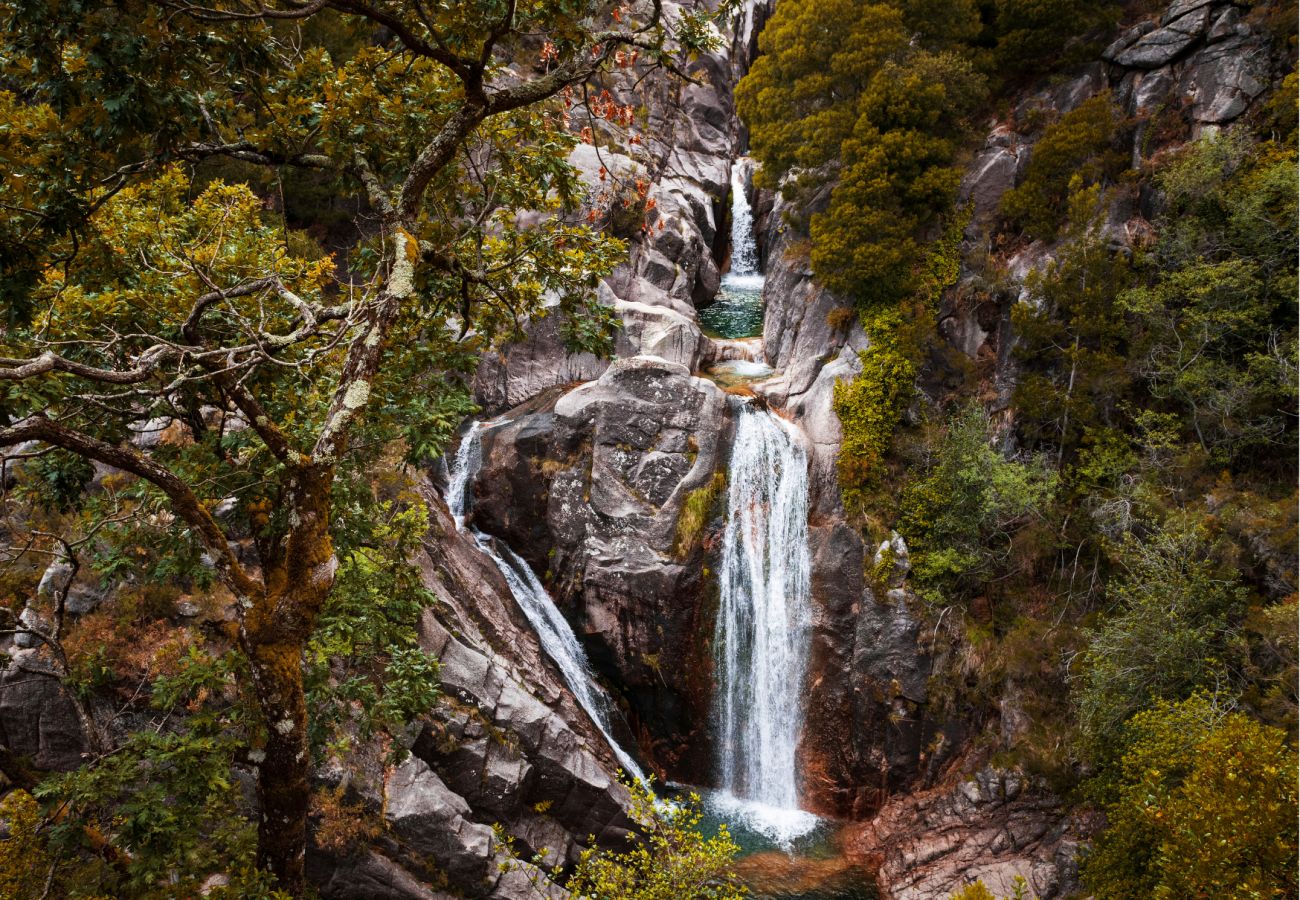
[445,423,649,785]
[710,402,818,846]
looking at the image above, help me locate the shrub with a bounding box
[896,402,1057,602]
[1074,519,1248,750]
[949,877,1033,900]
[1000,94,1124,240]
[833,213,966,511]
[1082,693,1299,900]
[506,780,744,899]
[564,781,744,900]
[992,0,1121,76]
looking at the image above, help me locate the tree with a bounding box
[0,0,712,892]
[1121,129,1299,466]
[809,48,986,304]
[999,93,1124,241]
[1012,186,1132,460]
[734,0,910,190]
[896,402,1056,603]
[991,0,1119,76]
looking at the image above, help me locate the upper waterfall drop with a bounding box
[723,158,764,291]
[711,403,818,845]
[703,157,770,356]
[444,423,648,785]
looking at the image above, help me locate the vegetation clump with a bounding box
[673,472,727,558]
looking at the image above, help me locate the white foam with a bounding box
[445,422,649,786]
[713,405,814,833]
[706,790,821,847]
[721,271,766,292]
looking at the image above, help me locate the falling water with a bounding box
[703,157,767,342]
[445,423,648,784]
[711,403,818,845]
[723,159,764,291]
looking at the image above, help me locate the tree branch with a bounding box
[0,416,258,599]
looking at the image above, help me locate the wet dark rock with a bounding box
[310,850,458,900]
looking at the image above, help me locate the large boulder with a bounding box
[0,652,87,771]
[472,356,731,780]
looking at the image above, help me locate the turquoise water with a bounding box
[700,285,764,339]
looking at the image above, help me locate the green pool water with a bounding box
[700,285,764,339]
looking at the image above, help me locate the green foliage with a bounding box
[1122,130,1299,465]
[307,496,441,758]
[563,781,745,900]
[896,403,1056,602]
[735,1,909,188]
[1082,693,1299,900]
[834,303,917,511]
[1000,94,1124,240]
[26,450,95,513]
[1074,519,1248,750]
[991,0,1120,75]
[896,0,983,49]
[810,50,986,304]
[32,648,265,898]
[833,212,967,509]
[1012,186,1132,457]
[948,876,1033,900]
[737,3,985,307]
[0,790,62,900]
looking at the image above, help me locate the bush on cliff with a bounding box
[1082,693,1299,900]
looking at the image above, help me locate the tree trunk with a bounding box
[243,463,336,896]
[248,639,312,894]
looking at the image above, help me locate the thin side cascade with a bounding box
[444,423,648,785]
[722,158,765,291]
[711,403,818,844]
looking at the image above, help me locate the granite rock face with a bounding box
[0,651,87,771]
[1109,6,1212,68]
[309,491,636,898]
[848,768,1088,900]
[472,2,769,414]
[471,356,731,781]
[953,0,1280,365]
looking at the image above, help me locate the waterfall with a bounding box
[445,423,648,785]
[722,158,765,292]
[711,403,818,844]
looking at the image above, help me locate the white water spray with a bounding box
[711,404,818,844]
[445,423,648,784]
[722,158,765,292]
